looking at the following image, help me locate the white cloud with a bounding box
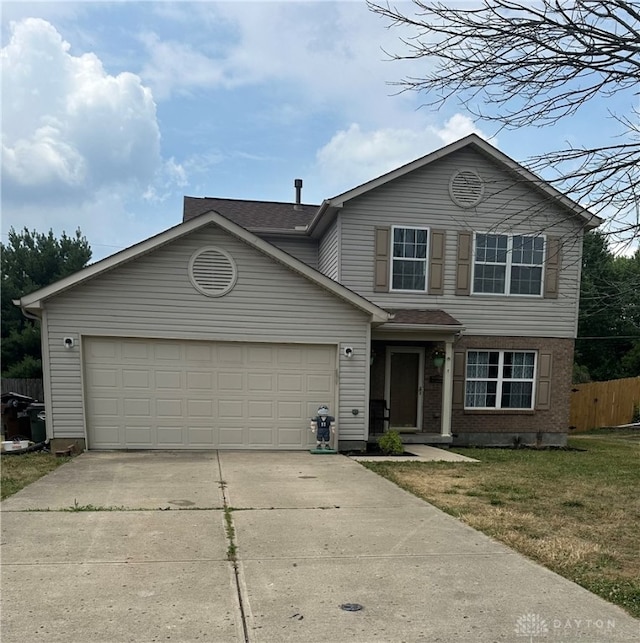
[138,32,229,100]
[140,3,428,126]
[143,158,188,203]
[315,115,489,194]
[1,18,161,207]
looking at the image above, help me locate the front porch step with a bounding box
[369,432,453,445]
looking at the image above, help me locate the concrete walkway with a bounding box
[350,444,479,463]
[1,451,638,642]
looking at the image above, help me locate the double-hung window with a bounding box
[391,226,428,291]
[465,350,536,409]
[473,234,544,295]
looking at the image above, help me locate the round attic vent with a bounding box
[188,247,237,297]
[449,170,484,208]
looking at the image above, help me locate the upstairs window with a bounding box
[465,350,536,409]
[391,226,428,291]
[473,234,545,296]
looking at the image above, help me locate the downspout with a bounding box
[17,304,41,322]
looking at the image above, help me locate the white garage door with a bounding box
[84,337,336,450]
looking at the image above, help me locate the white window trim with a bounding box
[471,232,546,297]
[464,349,538,410]
[389,225,430,293]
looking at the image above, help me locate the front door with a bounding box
[385,347,424,432]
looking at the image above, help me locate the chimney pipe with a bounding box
[294,178,303,207]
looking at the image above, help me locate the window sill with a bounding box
[463,409,536,415]
[469,293,543,298]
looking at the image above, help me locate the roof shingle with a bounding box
[183,196,319,230]
[386,309,463,326]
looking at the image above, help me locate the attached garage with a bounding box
[17,212,389,452]
[84,337,336,450]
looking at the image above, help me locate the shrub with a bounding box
[377,430,404,455]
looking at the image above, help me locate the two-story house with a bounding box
[17,134,600,452]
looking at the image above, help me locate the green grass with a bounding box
[1,452,71,500]
[363,431,640,618]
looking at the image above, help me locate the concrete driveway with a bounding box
[1,452,638,642]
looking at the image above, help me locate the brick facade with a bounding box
[369,336,574,447]
[451,336,574,446]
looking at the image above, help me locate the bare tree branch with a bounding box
[368,0,640,243]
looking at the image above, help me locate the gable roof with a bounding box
[183,196,318,231]
[16,210,391,324]
[306,133,603,234]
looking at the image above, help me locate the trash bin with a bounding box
[27,403,46,443]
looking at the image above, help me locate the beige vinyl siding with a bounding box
[259,235,318,269]
[339,147,584,338]
[318,215,340,280]
[43,225,369,442]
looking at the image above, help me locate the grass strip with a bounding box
[1,452,71,500]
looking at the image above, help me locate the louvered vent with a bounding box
[449,170,484,208]
[188,247,237,297]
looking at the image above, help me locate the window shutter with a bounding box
[544,236,560,299]
[456,231,472,296]
[536,351,553,410]
[428,230,445,295]
[374,227,390,292]
[452,350,466,409]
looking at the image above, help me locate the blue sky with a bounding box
[1,1,634,261]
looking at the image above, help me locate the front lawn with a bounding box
[363,432,640,617]
[1,452,71,500]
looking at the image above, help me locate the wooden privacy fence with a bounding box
[1,378,45,401]
[569,377,640,432]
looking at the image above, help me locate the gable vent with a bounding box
[188,247,237,297]
[449,170,484,208]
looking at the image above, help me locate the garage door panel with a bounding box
[156,399,182,418]
[278,347,302,365]
[248,400,273,419]
[188,371,214,390]
[122,341,149,360]
[89,340,117,359]
[187,399,214,418]
[247,373,274,392]
[156,427,185,446]
[91,425,121,445]
[156,370,183,389]
[125,426,152,444]
[122,369,150,389]
[218,344,243,364]
[153,343,181,361]
[278,428,305,446]
[248,428,274,445]
[218,400,244,419]
[247,346,274,365]
[218,372,243,391]
[123,398,151,416]
[188,427,216,446]
[218,427,247,446]
[92,397,120,417]
[308,347,334,366]
[307,374,332,394]
[89,368,119,388]
[278,373,303,393]
[185,343,213,362]
[277,401,303,420]
[84,338,335,450]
